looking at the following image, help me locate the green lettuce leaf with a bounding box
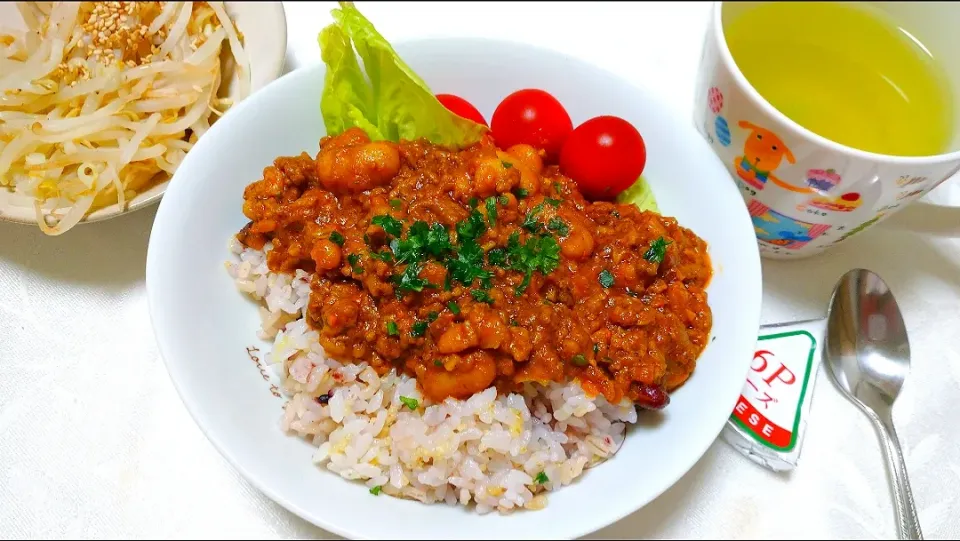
[616,176,659,214]
[318,2,488,147]
[319,23,381,139]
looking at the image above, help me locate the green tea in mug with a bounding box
[725,1,954,157]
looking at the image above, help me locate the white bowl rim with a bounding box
[0,1,288,228]
[146,35,764,539]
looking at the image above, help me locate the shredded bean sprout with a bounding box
[1,1,250,235]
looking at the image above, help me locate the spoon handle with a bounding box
[876,414,923,540]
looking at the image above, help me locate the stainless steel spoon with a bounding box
[824,268,922,540]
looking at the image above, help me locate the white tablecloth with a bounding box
[3,2,959,539]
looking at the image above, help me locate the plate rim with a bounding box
[146,36,763,540]
[0,1,289,228]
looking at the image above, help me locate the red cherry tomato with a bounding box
[491,89,573,162]
[559,115,647,200]
[436,94,488,126]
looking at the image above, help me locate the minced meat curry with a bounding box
[237,127,713,409]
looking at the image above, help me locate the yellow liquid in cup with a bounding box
[725,1,954,157]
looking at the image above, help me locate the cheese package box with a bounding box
[721,318,825,471]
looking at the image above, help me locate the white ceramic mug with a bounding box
[694,1,960,259]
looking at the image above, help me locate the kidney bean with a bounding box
[634,382,670,410]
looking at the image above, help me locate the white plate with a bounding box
[0,1,287,227]
[146,38,763,540]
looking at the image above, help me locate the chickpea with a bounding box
[241,200,257,220]
[418,351,496,401]
[504,144,544,175]
[316,139,401,193]
[502,145,544,195]
[323,297,359,335]
[472,157,505,198]
[249,218,276,234]
[354,141,401,189]
[560,227,595,260]
[505,327,532,362]
[469,310,508,350]
[437,322,479,354]
[310,239,342,271]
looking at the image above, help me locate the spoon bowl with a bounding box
[824,268,922,540]
[825,268,911,416]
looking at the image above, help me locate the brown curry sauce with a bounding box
[237,128,713,408]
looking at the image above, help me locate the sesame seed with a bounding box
[55,2,220,70]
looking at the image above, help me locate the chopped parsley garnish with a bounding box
[424,223,453,257]
[390,225,422,263]
[547,217,569,237]
[644,236,672,264]
[427,311,439,322]
[392,221,452,264]
[514,187,529,199]
[357,192,570,311]
[593,343,600,354]
[411,320,429,338]
[487,247,508,267]
[521,203,545,233]
[369,485,382,495]
[369,250,394,262]
[503,232,560,296]
[371,214,403,237]
[485,196,498,226]
[392,261,433,297]
[347,253,363,274]
[386,320,399,336]
[553,182,563,193]
[447,240,492,287]
[363,233,371,245]
[509,318,519,327]
[534,471,549,484]
[434,359,443,367]
[389,198,402,209]
[516,274,533,298]
[571,354,588,367]
[502,160,513,169]
[471,289,494,304]
[329,231,345,246]
[456,209,487,241]
[399,396,419,410]
[598,269,615,288]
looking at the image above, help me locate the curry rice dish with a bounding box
[226,127,713,513]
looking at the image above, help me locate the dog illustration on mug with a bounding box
[734,121,812,193]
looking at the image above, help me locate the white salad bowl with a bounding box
[146,37,762,539]
[0,1,287,228]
